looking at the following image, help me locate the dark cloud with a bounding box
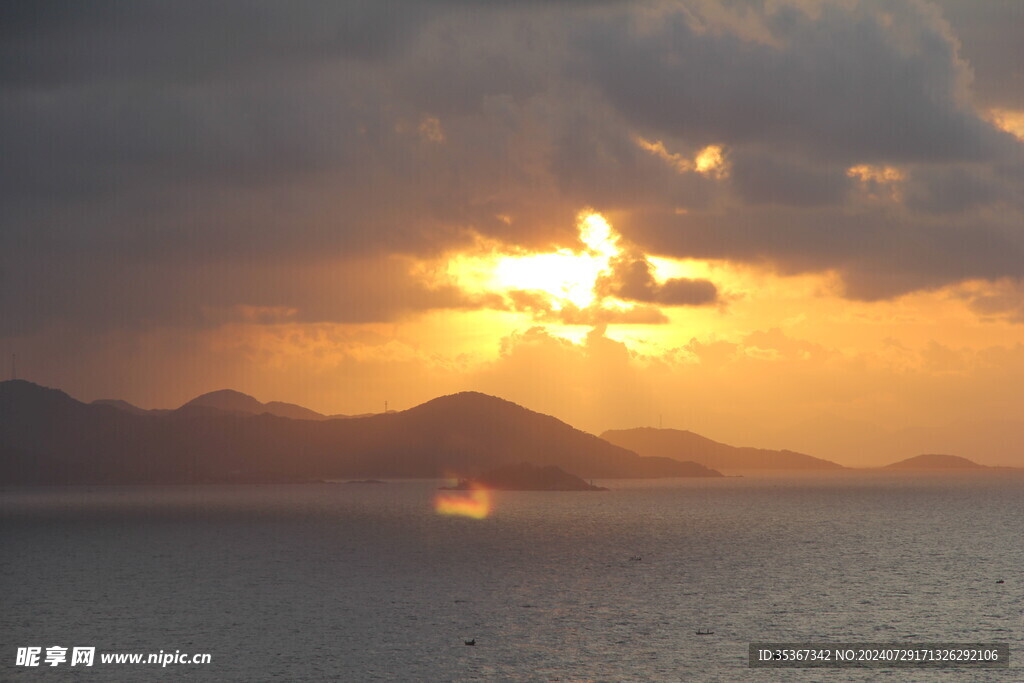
[562,1,1023,302]
[729,150,851,207]
[579,1,1016,163]
[903,165,1009,214]
[548,102,719,213]
[0,1,432,87]
[597,253,719,306]
[0,252,495,337]
[598,257,659,302]
[930,0,1024,109]
[2,0,1024,343]
[657,278,719,307]
[621,205,1024,300]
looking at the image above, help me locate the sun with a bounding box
[444,211,625,312]
[422,209,745,349]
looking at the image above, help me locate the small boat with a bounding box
[695,629,714,635]
[464,639,476,646]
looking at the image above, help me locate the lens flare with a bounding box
[434,486,492,519]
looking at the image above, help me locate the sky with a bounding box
[3,0,1024,466]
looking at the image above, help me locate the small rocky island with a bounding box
[885,454,986,469]
[443,463,608,491]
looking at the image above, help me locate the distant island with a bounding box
[601,427,843,472]
[442,463,608,491]
[0,380,722,485]
[885,454,987,469]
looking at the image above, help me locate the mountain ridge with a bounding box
[93,388,367,421]
[600,426,844,472]
[0,381,721,484]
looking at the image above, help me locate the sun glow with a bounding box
[579,212,620,258]
[434,486,492,519]
[445,211,624,312]
[647,256,714,282]
[492,252,603,309]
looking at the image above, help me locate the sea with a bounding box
[1,471,1021,681]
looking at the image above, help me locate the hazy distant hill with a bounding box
[180,389,268,415]
[885,454,985,469]
[179,389,330,420]
[91,398,156,415]
[94,389,413,421]
[263,400,328,421]
[0,381,721,484]
[600,427,843,472]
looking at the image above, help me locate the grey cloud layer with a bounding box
[580,1,1012,163]
[0,1,431,86]
[2,0,1023,335]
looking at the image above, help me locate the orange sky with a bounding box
[4,1,1024,467]
[13,207,1024,467]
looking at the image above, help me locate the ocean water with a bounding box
[1,472,1021,681]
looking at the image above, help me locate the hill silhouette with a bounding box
[178,389,331,420]
[263,400,327,421]
[0,381,721,484]
[91,398,157,415]
[177,389,371,420]
[600,427,843,472]
[391,393,721,479]
[885,454,984,469]
[181,389,268,415]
